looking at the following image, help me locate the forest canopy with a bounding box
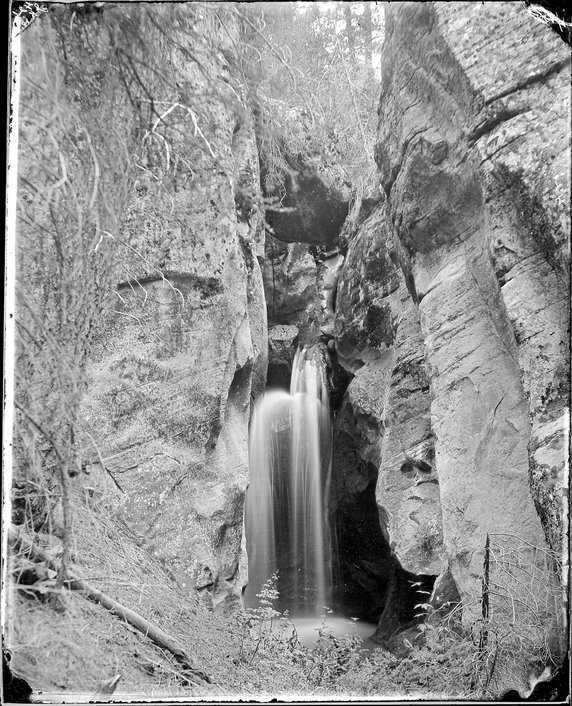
[238,1,385,192]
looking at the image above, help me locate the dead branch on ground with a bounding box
[8,524,212,685]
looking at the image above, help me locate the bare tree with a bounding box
[344,3,355,62]
[362,1,373,70]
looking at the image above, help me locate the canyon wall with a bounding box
[12,4,568,697]
[79,6,267,613]
[22,0,567,658]
[334,0,569,690]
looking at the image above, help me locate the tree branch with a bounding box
[7,524,212,684]
[84,431,125,494]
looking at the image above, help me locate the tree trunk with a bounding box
[344,3,355,63]
[362,1,373,70]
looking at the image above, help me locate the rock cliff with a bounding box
[334,0,569,691]
[79,5,267,613]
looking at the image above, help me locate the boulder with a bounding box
[263,236,320,332]
[264,145,352,247]
[267,324,299,390]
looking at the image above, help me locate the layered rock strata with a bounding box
[80,6,266,613]
[334,0,569,689]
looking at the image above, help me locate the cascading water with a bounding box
[244,344,332,616]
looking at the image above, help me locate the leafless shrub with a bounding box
[474,532,565,696]
[332,532,565,699]
[10,2,239,586]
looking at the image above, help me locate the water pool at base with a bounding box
[270,614,379,650]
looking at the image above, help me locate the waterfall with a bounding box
[244,344,332,616]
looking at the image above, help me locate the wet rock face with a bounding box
[265,160,351,247]
[267,324,299,390]
[80,9,266,614]
[334,0,568,685]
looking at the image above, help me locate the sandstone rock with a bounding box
[263,236,319,332]
[267,324,299,390]
[334,199,444,579]
[363,0,568,691]
[331,186,446,645]
[80,7,267,614]
[436,0,570,564]
[334,202,399,374]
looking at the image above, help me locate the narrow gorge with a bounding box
[6,1,569,701]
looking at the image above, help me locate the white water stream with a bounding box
[244,345,333,616]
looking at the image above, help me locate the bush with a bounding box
[234,3,384,199]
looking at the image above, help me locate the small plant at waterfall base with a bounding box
[257,572,280,618]
[234,587,365,688]
[235,573,286,664]
[305,627,364,686]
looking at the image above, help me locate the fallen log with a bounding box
[7,524,212,684]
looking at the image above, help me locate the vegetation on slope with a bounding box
[237,2,384,198]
